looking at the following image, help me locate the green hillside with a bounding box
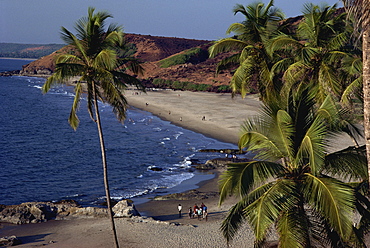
[0,43,64,59]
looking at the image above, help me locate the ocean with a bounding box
[0,58,238,207]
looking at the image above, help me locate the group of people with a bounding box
[188,203,208,221]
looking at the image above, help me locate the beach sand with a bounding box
[0,89,362,247]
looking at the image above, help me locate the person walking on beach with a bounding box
[188,207,193,219]
[178,204,182,218]
[202,204,208,221]
[193,204,198,218]
[197,207,203,220]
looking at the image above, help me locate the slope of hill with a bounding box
[0,43,64,59]
[19,34,233,87]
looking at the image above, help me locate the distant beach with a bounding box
[125,89,261,145]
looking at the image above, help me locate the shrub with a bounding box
[158,47,208,68]
[196,84,212,91]
[217,85,231,93]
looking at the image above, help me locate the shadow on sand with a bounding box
[17,233,53,245]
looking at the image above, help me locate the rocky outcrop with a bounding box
[202,157,251,169]
[195,163,216,170]
[112,199,140,218]
[0,199,140,225]
[0,200,80,224]
[153,189,218,201]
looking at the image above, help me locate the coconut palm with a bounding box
[268,3,352,104]
[342,0,370,187]
[42,7,144,248]
[208,0,285,101]
[219,87,368,247]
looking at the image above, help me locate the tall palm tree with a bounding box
[42,7,144,248]
[268,3,352,104]
[342,0,370,187]
[209,0,285,101]
[219,87,368,247]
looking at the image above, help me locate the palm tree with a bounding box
[42,7,144,248]
[342,0,370,187]
[208,0,285,101]
[219,87,368,247]
[268,3,352,104]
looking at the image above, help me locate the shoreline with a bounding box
[0,88,260,247]
[125,88,262,145]
[1,84,363,247]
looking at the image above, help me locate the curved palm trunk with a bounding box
[92,82,120,248]
[362,4,370,189]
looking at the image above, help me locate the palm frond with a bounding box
[208,38,248,58]
[95,49,117,70]
[239,122,284,161]
[219,161,284,204]
[277,208,310,248]
[341,76,363,105]
[68,82,82,130]
[60,27,88,61]
[296,117,327,173]
[267,35,301,55]
[220,198,249,244]
[229,57,254,98]
[226,22,248,36]
[245,179,298,243]
[303,174,355,241]
[215,53,240,74]
[327,31,350,50]
[318,63,341,98]
[324,145,367,181]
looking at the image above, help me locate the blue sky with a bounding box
[1,0,342,44]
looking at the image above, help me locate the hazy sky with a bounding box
[1,0,342,44]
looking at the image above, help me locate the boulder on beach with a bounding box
[0,235,22,246]
[112,199,141,218]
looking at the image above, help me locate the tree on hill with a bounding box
[342,0,370,189]
[209,0,285,102]
[42,7,144,248]
[268,3,354,105]
[219,87,369,247]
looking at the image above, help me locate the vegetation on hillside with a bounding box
[158,47,209,68]
[0,43,64,58]
[150,78,231,92]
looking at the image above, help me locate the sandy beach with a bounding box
[0,89,361,247]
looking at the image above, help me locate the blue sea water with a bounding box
[0,58,238,206]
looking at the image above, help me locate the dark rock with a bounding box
[195,163,215,170]
[98,198,118,207]
[53,199,80,206]
[198,148,245,154]
[148,166,163,171]
[189,158,202,165]
[0,236,22,246]
[0,70,20,77]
